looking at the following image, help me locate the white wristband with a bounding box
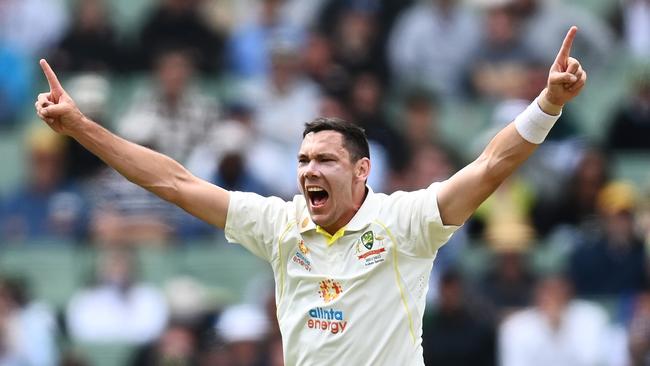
[514,98,561,144]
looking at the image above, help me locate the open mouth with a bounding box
[307,186,329,208]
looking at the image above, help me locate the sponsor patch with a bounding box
[318,279,343,303]
[292,250,312,271]
[355,232,387,267]
[306,307,348,334]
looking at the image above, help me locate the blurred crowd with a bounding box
[0,0,650,365]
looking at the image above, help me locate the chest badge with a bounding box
[356,231,386,266]
[361,231,374,250]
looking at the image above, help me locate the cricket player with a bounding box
[36,27,586,365]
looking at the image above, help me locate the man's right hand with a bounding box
[35,59,86,135]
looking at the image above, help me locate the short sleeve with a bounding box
[224,192,291,262]
[384,182,460,258]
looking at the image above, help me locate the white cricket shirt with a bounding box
[225,183,459,365]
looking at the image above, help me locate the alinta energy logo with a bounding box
[318,279,343,303]
[292,240,312,272]
[306,307,348,334]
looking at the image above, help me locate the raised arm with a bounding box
[438,26,587,225]
[34,59,230,229]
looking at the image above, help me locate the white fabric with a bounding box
[216,303,270,343]
[499,300,611,366]
[624,0,650,58]
[514,99,561,144]
[66,284,169,344]
[224,183,460,365]
[118,87,221,165]
[0,0,68,56]
[3,303,58,366]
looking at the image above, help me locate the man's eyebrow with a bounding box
[296,153,337,160]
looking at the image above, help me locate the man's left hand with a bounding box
[541,26,587,114]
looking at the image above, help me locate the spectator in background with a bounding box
[402,143,455,193]
[242,43,320,198]
[466,3,536,100]
[388,0,480,99]
[568,181,647,298]
[266,335,284,366]
[318,92,350,121]
[202,0,327,37]
[629,288,650,366]
[318,0,418,81]
[66,248,168,344]
[317,0,414,74]
[470,174,536,242]
[347,72,408,176]
[86,168,181,246]
[162,276,219,333]
[50,0,123,74]
[532,147,610,238]
[130,321,199,366]
[61,73,110,183]
[227,0,304,79]
[480,219,537,319]
[397,89,442,149]
[198,336,231,366]
[0,0,67,57]
[328,5,385,78]
[0,277,58,366]
[186,104,269,195]
[639,187,650,248]
[0,125,88,243]
[183,110,271,239]
[0,44,32,129]
[211,129,270,195]
[510,0,615,71]
[137,0,224,74]
[302,31,349,98]
[118,48,221,165]
[606,71,650,151]
[423,270,496,366]
[499,275,613,366]
[610,0,650,60]
[215,304,270,366]
[132,276,220,365]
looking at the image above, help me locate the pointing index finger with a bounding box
[554,26,578,69]
[39,59,63,97]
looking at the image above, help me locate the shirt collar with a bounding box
[298,186,379,235]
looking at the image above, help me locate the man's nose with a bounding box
[304,160,320,178]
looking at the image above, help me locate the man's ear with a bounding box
[355,157,371,181]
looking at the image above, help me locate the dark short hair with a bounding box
[303,117,370,162]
